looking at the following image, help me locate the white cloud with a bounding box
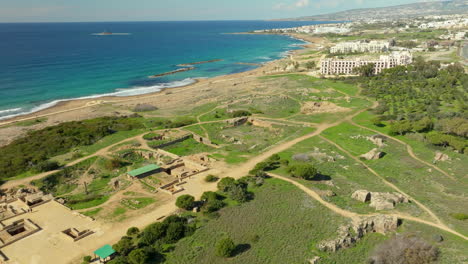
[274,0,310,10]
[295,0,310,8]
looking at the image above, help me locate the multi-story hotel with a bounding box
[330,40,391,54]
[320,51,413,75]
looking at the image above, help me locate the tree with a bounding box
[175,195,195,210]
[217,177,236,192]
[140,223,167,245]
[413,117,433,132]
[353,63,375,77]
[305,61,316,69]
[371,116,384,127]
[165,222,186,243]
[287,164,318,180]
[107,256,129,264]
[227,184,249,203]
[216,237,236,258]
[128,248,150,264]
[114,237,134,256]
[35,160,60,173]
[389,120,413,135]
[127,227,140,237]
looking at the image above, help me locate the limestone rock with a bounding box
[318,215,399,252]
[360,148,384,160]
[369,192,409,210]
[351,190,371,202]
[434,151,450,162]
[309,256,321,264]
[367,135,386,147]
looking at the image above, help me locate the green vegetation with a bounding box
[356,58,467,153]
[122,197,156,210]
[204,175,219,182]
[175,195,195,210]
[0,116,145,179]
[215,237,236,258]
[287,163,318,180]
[13,117,47,127]
[166,178,348,263]
[82,207,103,217]
[162,137,214,156]
[450,213,468,221]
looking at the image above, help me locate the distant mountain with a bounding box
[275,0,468,21]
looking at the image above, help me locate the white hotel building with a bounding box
[330,41,391,54]
[320,51,413,75]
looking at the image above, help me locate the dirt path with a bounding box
[348,120,456,181]
[267,172,468,240]
[318,135,445,226]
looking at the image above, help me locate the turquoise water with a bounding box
[0,21,329,119]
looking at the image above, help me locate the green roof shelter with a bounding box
[94,244,116,263]
[127,164,161,179]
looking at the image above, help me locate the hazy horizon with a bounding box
[0,0,435,23]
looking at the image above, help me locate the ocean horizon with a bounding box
[0,20,333,120]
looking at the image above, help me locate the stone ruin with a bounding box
[293,147,345,163]
[318,215,399,252]
[359,148,384,160]
[351,190,409,210]
[61,227,93,242]
[350,134,387,148]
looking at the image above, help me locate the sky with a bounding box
[0,0,433,22]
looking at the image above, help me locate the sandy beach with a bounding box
[0,34,326,146]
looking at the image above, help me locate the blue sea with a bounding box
[0,21,331,120]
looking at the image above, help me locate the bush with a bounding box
[205,175,219,182]
[230,110,251,118]
[127,227,140,236]
[227,184,249,203]
[217,177,236,192]
[450,213,468,221]
[175,195,195,210]
[114,237,135,256]
[82,256,92,263]
[305,61,316,69]
[287,164,318,180]
[128,248,150,264]
[35,160,60,173]
[369,235,439,264]
[216,237,236,258]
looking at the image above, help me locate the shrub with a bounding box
[205,175,219,182]
[369,235,439,264]
[82,256,92,263]
[127,227,140,236]
[287,164,318,180]
[217,177,236,192]
[35,160,60,173]
[305,61,316,69]
[128,248,150,264]
[114,237,135,256]
[216,237,236,258]
[450,213,468,221]
[230,110,251,118]
[175,195,195,210]
[227,184,249,203]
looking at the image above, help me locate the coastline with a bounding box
[0,33,320,127]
